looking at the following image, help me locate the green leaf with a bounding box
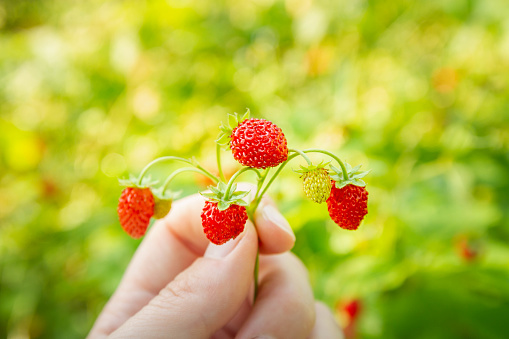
[330,165,340,175]
[231,190,250,199]
[235,199,248,207]
[218,181,227,191]
[218,200,230,211]
[352,169,371,179]
[351,164,361,173]
[352,179,366,187]
[231,183,237,193]
[337,180,351,189]
[208,185,220,194]
[241,108,250,121]
[215,132,230,145]
[200,192,218,199]
[228,113,238,129]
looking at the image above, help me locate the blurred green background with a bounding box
[1,0,509,338]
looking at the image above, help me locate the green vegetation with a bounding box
[1,0,508,337]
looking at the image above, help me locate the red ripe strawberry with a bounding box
[327,182,368,230]
[216,110,288,169]
[201,201,248,245]
[230,118,288,169]
[117,187,155,238]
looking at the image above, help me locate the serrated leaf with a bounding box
[200,192,218,199]
[218,201,230,211]
[330,165,340,175]
[228,114,238,129]
[351,164,361,173]
[235,199,248,207]
[208,185,220,194]
[337,180,351,189]
[345,162,352,172]
[231,190,250,199]
[231,183,237,193]
[216,133,230,145]
[352,179,366,187]
[242,108,250,121]
[352,169,371,179]
[218,181,227,191]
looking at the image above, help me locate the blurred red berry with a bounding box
[117,187,155,239]
[343,299,361,321]
[456,236,479,262]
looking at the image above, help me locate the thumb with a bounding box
[109,221,258,339]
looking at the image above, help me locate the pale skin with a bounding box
[88,191,343,339]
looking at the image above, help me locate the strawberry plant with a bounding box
[116,109,370,298]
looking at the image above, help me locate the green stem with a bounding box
[251,154,299,213]
[245,204,260,302]
[138,156,193,185]
[302,149,349,180]
[161,167,215,193]
[289,148,312,165]
[224,167,258,200]
[216,144,226,182]
[252,168,269,207]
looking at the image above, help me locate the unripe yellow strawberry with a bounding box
[153,197,172,219]
[301,168,332,203]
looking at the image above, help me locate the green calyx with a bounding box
[329,163,371,189]
[293,161,330,174]
[118,174,158,188]
[215,109,251,148]
[200,181,250,211]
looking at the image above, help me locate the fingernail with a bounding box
[262,205,295,240]
[205,231,244,259]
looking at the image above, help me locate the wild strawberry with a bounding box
[216,110,288,169]
[153,197,172,219]
[151,187,175,220]
[200,181,249,245]
[201,201,248,245]
[327,183,368,230]
[117,187,155,238]
[327,163,370,230]
[295,163,332,203]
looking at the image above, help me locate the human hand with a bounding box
[88,192,343,339]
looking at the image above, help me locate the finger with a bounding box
[235,252,316,339]
[309,302,344,339]
[88,194,208,337]
[254,195,296,254]
[89,189,294,336]
[109,221,258,339]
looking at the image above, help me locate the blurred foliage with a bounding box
[1,0,509,338]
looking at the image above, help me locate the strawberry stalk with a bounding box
[216,143,226,182]
[288,148,313,166]
[161,167,218,194]
[138,156,219,186]
[301,149,349,182]
[224,167,261,199]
